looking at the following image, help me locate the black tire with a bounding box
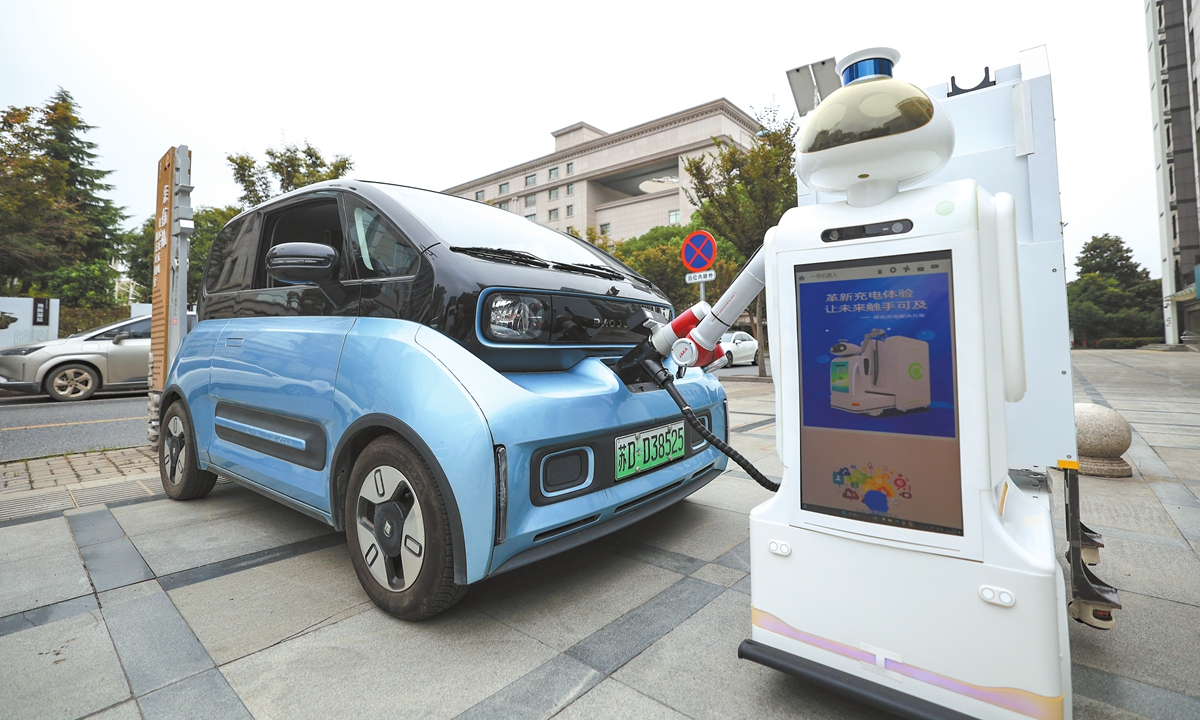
[751,350,760,366]
[345,435,466,620]
[159,402,218,500]
[45,363,100,401]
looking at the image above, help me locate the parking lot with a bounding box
[2,353,1199,719]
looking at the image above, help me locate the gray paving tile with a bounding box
[713,538,751,572]
[599,535,706,575]
[66,506,127,547]
[1072,694,1153,720]
[0,609,130,719]
[1148,480,1200,510]
[169,545,370,665]
[0,516,91,617]
[1088,524,1194,550]
[566,577,724,675]
[81,537,154,592]
[555,679,687,720]
[100,581,214,696]
[138,668,252,720]
[109,484,275,536]
[616,499,749,563]
[686,473,777,514]
[457,654,601,720]
[157,532,343,592]
[126,506,332,577]
[730,572,752,595]
[689,562,746,587]
[87,700,144,720]
[222,606,556,719]
[614,589,890,720]
[0,594,100,638]
[464,544,682,651]
[1074,663,1200,720]
[1070,591,1200,699]
[1083,532,1200,606]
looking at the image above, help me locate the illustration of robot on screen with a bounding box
[828,328,930,416]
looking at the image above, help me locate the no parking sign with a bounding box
[680,230,717,272]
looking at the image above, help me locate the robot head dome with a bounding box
[798,48,955,206]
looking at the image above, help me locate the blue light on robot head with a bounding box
[842,58,894,85]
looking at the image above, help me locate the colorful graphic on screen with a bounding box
[796,251,963,535]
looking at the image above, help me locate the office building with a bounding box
[444,99,758,242]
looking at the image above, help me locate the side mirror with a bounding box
[111,332,130,344]
[266,242,339,285]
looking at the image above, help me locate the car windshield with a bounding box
[69,316,144,339]
[372,183,629,271]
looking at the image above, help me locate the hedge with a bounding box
[1071,337,1163,349]
[58,307,131,337]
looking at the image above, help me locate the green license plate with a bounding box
[615,421,686,481]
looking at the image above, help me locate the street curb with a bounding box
[719,375,774,384]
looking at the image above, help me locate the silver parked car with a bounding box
[0,314,194,401]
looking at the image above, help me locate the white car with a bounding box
[720,331,760,366]
[0,313,194,401]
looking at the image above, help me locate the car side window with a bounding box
[345,197,420,279]
[258,197,352,288]
[125,318,152,339]
[205,216,257,295]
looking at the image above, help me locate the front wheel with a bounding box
[345,435,466,620]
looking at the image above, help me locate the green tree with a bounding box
[44,259,118,308]
[0,91,124,291]
[1067,235,1163,341]
[683,106,798,375]
[226,142,354,207]
[121,205,241,304]
[606,221,744,309]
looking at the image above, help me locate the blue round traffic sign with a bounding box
[681,230,717,272]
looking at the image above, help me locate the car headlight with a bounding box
[486,293,550,342]
[0,345,44,356]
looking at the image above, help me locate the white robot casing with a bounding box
[748,50,1071,720]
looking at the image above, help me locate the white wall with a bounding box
[0,297,60,349]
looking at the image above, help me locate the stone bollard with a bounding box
[1074,403,1133,478]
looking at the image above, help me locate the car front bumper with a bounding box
[0,377,39,394]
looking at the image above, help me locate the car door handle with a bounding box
[225,338,243,347]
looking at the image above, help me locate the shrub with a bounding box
[58,306,129,337]
[1072,337,1163,349]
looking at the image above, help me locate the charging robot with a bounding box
[618,47,1118,720]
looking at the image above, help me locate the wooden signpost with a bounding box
[147,146,193,443]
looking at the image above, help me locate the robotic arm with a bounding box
[615,249,777,492]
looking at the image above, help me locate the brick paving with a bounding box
[0,446,156,495]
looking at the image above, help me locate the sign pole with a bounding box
[700,281,705,303]
[147,145,194,445]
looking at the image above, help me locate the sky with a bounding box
[0,0,1159,280]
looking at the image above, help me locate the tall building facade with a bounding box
[1147,0,1200,341]
[444,99,758,242]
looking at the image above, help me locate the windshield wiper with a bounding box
[550,262,626,280]
[450,246,550,268]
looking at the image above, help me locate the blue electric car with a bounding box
[160,180,729,618]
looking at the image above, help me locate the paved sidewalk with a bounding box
[0,358,1197,719]
[1,447,158,493]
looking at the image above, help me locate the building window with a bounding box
[566,183,574,195]
[1167,124,1173,147]
[548,188,559,200]
[548,208,559,221]
[475,190,485,202]
[599,223,610,235]
[499,201,509,211]
[1160,5,1165,29]
[1171,165,1176,194]
[525,194,536,208]
[668,210,681,225]
[566,162,574,174]
[525,174,537,187]
[566,226,575,235]
[499,182,509,194]
[526,213,537,222]
[549,167,559,180]
[566,205,573,217]
[1165,84,1170,109]
[1173,213,1179,239]
[1163,44,1168,70]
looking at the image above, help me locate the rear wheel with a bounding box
[159,402,218,500]
[345,435,466,619]
[45,363,99,402]
[751,350,760,366]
